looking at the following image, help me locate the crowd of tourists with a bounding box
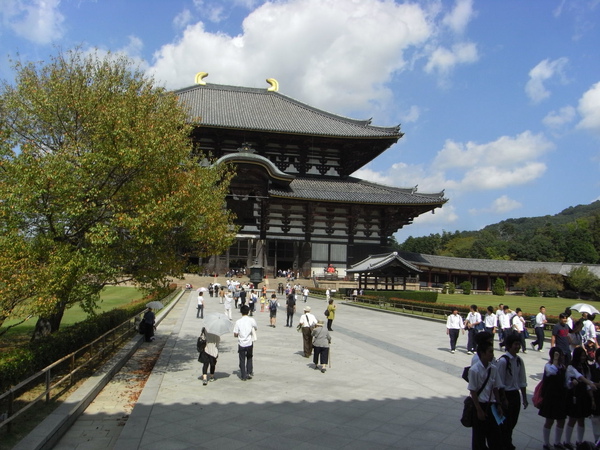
[450,302,600,449]
[192,280,336,385]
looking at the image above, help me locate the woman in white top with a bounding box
[198,327,220,385]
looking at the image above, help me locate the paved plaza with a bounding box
[40,290,598,449]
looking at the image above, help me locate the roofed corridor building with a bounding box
[176,76,447,277]
[348,251,600,293]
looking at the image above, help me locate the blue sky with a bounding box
[1,0,600,242]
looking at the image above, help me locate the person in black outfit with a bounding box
[143,308,156,342]
[285,290,296,327]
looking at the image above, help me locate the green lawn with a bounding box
[1,286,144,341]
[434,293,582,319]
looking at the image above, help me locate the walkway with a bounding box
[53,290,596,449]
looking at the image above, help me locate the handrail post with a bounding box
[45,370,51,403]
[7,390,14,433]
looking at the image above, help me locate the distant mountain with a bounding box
[484,200,600,234]
[398,201,600,263]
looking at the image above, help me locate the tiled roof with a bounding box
[269,177,446,205]
[350,251,600,277]
[174,83,402,139]
[398,251,600,276]
[348,252,422,273]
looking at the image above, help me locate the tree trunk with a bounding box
[31,303,66,340]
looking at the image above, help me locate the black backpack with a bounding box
[197,334,207,353]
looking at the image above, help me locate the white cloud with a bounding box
[525,57,569,103]
[543,105,576,129]
[400,105,421,123]
[433,131,553,169]
[410,203,458,226]
[424,41,478,75]
[470,195,522,215]
[442,0,475,34]
[356,130,552,199]
[576,81,600,135]
[174,9,193,29]
[0,0,64,44]
[459,162,547,191]
[147,0,478,114]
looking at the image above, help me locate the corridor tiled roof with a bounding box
[398,251,600,276]
[175,83,402,139]
[269,177,446,205]
[348,252,422,273]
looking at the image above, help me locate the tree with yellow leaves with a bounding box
[0,48,236,337]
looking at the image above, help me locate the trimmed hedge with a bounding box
[358,290,439,303]
[0,285,177,392]
[311,288,438,303]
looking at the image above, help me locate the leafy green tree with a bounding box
[441,236,476,258]
[460,280,472,295]
[399,233,443,254]
[516,268,563,296]
[566,266,600,298]
[492,278,506,296]
[0,48,236,336]
[564,225,599,263]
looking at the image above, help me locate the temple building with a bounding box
[175,75,447,277]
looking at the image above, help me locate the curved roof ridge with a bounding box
[214,152,295,183]
[173,83,402,137]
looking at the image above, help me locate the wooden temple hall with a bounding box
[175,74,447,278]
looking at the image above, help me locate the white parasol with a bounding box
[569,303,600,315]
[204,312,233,335]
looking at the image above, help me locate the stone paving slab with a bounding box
[105,291,593,450]
[43,287,599,449]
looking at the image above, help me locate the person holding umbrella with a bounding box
[197,327,219,385]
[142,307,156,342]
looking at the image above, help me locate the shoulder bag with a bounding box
[460,367,491,428]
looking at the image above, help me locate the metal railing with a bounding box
[0,316,138,433]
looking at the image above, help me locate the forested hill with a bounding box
[397,200,600,263]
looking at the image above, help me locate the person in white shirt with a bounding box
[582,312,597,346]
[197,292,204,319]
[233,305,258,381]
[531,305,547,352]
[496,303,505,348]
[223,293,233,320]
[497,334,528,449]
[564,307,574,331]
[465,304,483,355]
[500,305,515,348]
[512,308,527,354]
[302,287,309,303]
[484,306,498,336]
[446,307,464,353]
[468,340,503,449]
[299,306,318,358]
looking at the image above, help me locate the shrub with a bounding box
[492,278,506,296]
[524,286,540,297]
[460,281,472,295]
[561,289,580,299]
